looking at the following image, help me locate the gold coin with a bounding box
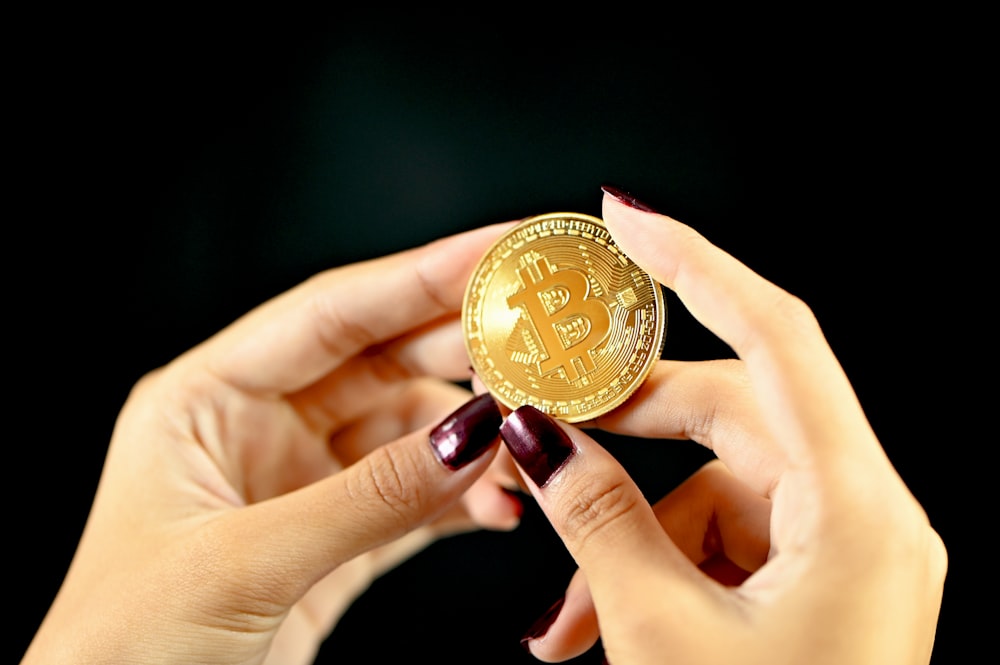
[463,212,666,423]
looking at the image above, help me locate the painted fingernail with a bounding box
[601,183,659,213]
[429,393,502,470]
[520,596,565,650]
[499,405,575,488]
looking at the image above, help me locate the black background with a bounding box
[12,15,974,664]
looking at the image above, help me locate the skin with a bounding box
[511,193,948,664]
[22,194,947,665]
[22,220,524,665]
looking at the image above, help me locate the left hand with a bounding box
[23,221,521,665]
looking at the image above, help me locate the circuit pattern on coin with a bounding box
[463,212,666,423]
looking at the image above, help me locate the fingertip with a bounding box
[600,185,689,292]
[429,393,503,471]
[519,571,600,663]
[462,482,524,532]
[520,596,565,660]
[600,183,660,213]
[499,405,576,489]
[497,487,525,530]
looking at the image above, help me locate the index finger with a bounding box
[601,191,880,469]
[183,221,518,395]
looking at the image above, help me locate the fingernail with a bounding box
[520,596,565,650]
[499,405,575,488]
[601,183,659,213]
[429,393,502,470]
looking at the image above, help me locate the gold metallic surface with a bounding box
[463,212,666,423]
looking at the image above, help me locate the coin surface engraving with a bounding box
[463,212,666,422]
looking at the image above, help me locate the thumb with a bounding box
[499,406,707,628]
[228,393,503,603]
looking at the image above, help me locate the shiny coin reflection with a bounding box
[463,212,666,423]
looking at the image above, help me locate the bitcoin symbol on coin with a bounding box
[462,212,667,423]
[506,257,611,382]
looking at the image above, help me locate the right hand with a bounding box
[497,189,947,664]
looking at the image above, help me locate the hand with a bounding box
[500,189,947,664]
[22,221,523,665]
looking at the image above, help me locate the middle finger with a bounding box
[289,317,472,435]
[595,359,786,498]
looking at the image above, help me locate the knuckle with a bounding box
[309,282,378,358]
[926,527,949,584]
[349,445,425,527]
[361,343,413,384]
[757,288,819,340]
[560,477,639,552]
[735,286,821,355]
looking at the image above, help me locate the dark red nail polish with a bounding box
[520,596,565,650]
[429,393,502,470]
[601,184,659,213]
[499,405,575,488]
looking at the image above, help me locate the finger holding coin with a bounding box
[462,212,667,423]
